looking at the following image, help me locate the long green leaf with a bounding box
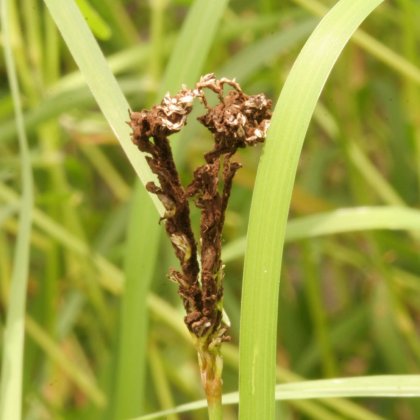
[111,186,160,419]
[0,1,34,418]
[222,206,420,262]
[238,1,384,418]
[133,375,420,420]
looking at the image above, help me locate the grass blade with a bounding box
[276,375,420,400]
[238,1,384,418]
[0,1,34,418]
[133,375,420,419]
[110,186,160,420]
[222,206,420,262]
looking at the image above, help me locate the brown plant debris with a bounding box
[129,73,272,349]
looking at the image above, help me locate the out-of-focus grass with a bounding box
[1,0,420,419]
[0,1,34,419]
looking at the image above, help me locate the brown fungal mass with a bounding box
[129,74,272,345]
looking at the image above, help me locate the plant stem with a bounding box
[208,398,223,420]
[197,343,223,420]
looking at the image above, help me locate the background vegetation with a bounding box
[1,0,420,419]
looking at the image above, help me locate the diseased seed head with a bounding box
[130,73,271,151]
[129,90,196,143]
[129,74,271,346]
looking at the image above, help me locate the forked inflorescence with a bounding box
[129,73,272,350]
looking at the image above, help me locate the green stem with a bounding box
[196,342,223,420]
[208,397,223,420]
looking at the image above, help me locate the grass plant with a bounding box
[1,0,420,419]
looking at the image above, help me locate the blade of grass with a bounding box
[0,0,34,418]
[286,206,420,237]
[110,186,160,420]
[6,0,38,103]
[238,1,384,418]
[347,142,405,206]
[75,0,111,40]
[89,0,139,46]
[133,375,420,420]
[274,375,420,400]
[223,205,420,262]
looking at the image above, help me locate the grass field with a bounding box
[1,0,420,419]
